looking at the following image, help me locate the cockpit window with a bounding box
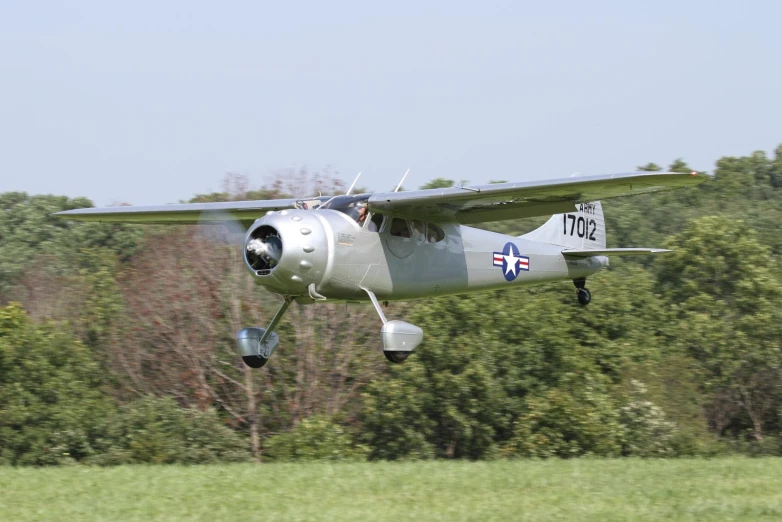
[319,195,369,224]
[294,198,323,210]
[426,223,445,243]
[367,212,385,232]
[389,218,411,238]
[411,221,425,242]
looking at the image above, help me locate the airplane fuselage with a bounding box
[244,208,607,302]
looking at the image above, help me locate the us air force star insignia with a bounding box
[492,242,530,281]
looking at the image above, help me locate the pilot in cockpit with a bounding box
[320,195,375,228]
[357,203,368,226]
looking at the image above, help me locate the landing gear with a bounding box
[237,297,292,368]
[573,278,592,306]
[577,287,592,306]
[242,355,268,368]
[363,287,423,364]
[384,351,411,364]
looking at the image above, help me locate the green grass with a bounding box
[1,459,781,521]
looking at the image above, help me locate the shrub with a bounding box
[619,380,677,457]
[88,396,250,465]
[264,415,368,462]
[503,374,624,458]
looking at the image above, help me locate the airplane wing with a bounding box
[54,171,707,226]
[368,171,708,224]
[53,198,303,225]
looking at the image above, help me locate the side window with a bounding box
[426,223,445,243]
[389,218,411,238]
[367,212,385,232]
[411,221,425,242]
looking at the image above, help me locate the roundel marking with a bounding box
[492,242,530,281]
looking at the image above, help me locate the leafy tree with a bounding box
[419,178,457,190]
[17,248,124,354]
[658,216,782,442]
[637,162,662,172]
[771,144,782,188]
[618,354,712,456]
[0,193,141,297]
[107,226,385,460]
[362,340,504,460]
[189,170,347,203]
[361,265,671,460]
[668,158,694,173]
[0,304,115,465]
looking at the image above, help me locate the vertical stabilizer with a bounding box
[520,201,606,250]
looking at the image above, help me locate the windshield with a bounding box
[319,195,370,224]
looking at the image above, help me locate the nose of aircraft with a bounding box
[242,209,330,296]
[246,233,283,272]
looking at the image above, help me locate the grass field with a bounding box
[1,458,781,521]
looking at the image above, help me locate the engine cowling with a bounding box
[243,209,330,296]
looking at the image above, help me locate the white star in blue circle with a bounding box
[492,242,530,281]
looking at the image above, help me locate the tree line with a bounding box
[1,148,781,465]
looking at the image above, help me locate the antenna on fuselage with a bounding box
[394,168,410,192]
[346,172,362,195]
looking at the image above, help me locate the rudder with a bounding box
[520,201,606,250]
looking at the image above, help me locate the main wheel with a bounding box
[242,355,268,368]
[577,287,592,306]
[384,351,411,364]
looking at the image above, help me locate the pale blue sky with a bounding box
[1,1,780,205]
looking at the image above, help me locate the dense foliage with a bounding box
[1,147,782,464]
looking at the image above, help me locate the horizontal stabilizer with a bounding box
[562,248,671,257]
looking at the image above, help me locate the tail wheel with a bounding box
[384,351,411,364]
[577,287,592,306]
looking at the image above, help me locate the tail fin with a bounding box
[520,201,606,250]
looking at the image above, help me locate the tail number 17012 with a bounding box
[563,214,597,241]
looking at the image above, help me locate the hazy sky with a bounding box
[1,1,780,206]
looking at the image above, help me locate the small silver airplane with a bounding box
[56,171,706,367]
